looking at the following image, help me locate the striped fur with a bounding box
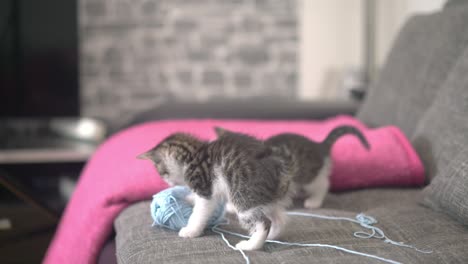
[214,125,370,209]
[138,132,291,250]
[264,125,370,208]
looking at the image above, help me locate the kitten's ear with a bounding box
[214,126,229,137]
[137,151,153,160]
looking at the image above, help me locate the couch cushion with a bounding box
[115,190,468,264]
[422,146,468,226]
[323,188,422,212]
[412,44,468,226]
[411,43,468,181]
[357,3,468,137]
[363,203,468,264]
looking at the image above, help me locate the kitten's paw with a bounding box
[178,226,203,238]
[304,198,323,209]
[235,240,262,251]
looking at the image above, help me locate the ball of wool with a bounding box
[150,186,225,231]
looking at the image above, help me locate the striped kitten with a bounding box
[138,132,290,251]
[215,125,370,209]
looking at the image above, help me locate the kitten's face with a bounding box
[138,148,185,186]
[137,133,203,186]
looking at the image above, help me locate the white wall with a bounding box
[299,0,362,100]
[299,0,445,101]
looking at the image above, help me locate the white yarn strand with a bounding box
[287,211,432,254]
[211,212,433,264]
[212,225,251,264]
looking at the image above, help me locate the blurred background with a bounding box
[0,0,446,129]
[0,0,445,262]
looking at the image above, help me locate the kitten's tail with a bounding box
[321,125,370,153]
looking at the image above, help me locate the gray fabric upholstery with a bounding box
[323,188,422,212]
[412,48,468,224]
[412,45,468,182]
[115,190,468,264]
[423,147,468,226]
[357,4,468,137]
[445,0,468,8]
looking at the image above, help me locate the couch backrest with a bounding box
[415,43,468,225]
[357,2,468,137]
[412,43,468,182]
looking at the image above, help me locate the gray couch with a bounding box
[113,1,468,263]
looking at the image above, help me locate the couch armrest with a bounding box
[120,99,360,131]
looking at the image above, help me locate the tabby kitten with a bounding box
[138,132,290,251]
[215,125,370,209]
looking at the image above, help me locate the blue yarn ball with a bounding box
[150,186,225,231]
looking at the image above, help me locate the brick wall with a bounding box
[80,0,298,127]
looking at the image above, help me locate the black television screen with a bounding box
[0,0,79,118]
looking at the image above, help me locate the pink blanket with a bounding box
[43,116,425,264]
